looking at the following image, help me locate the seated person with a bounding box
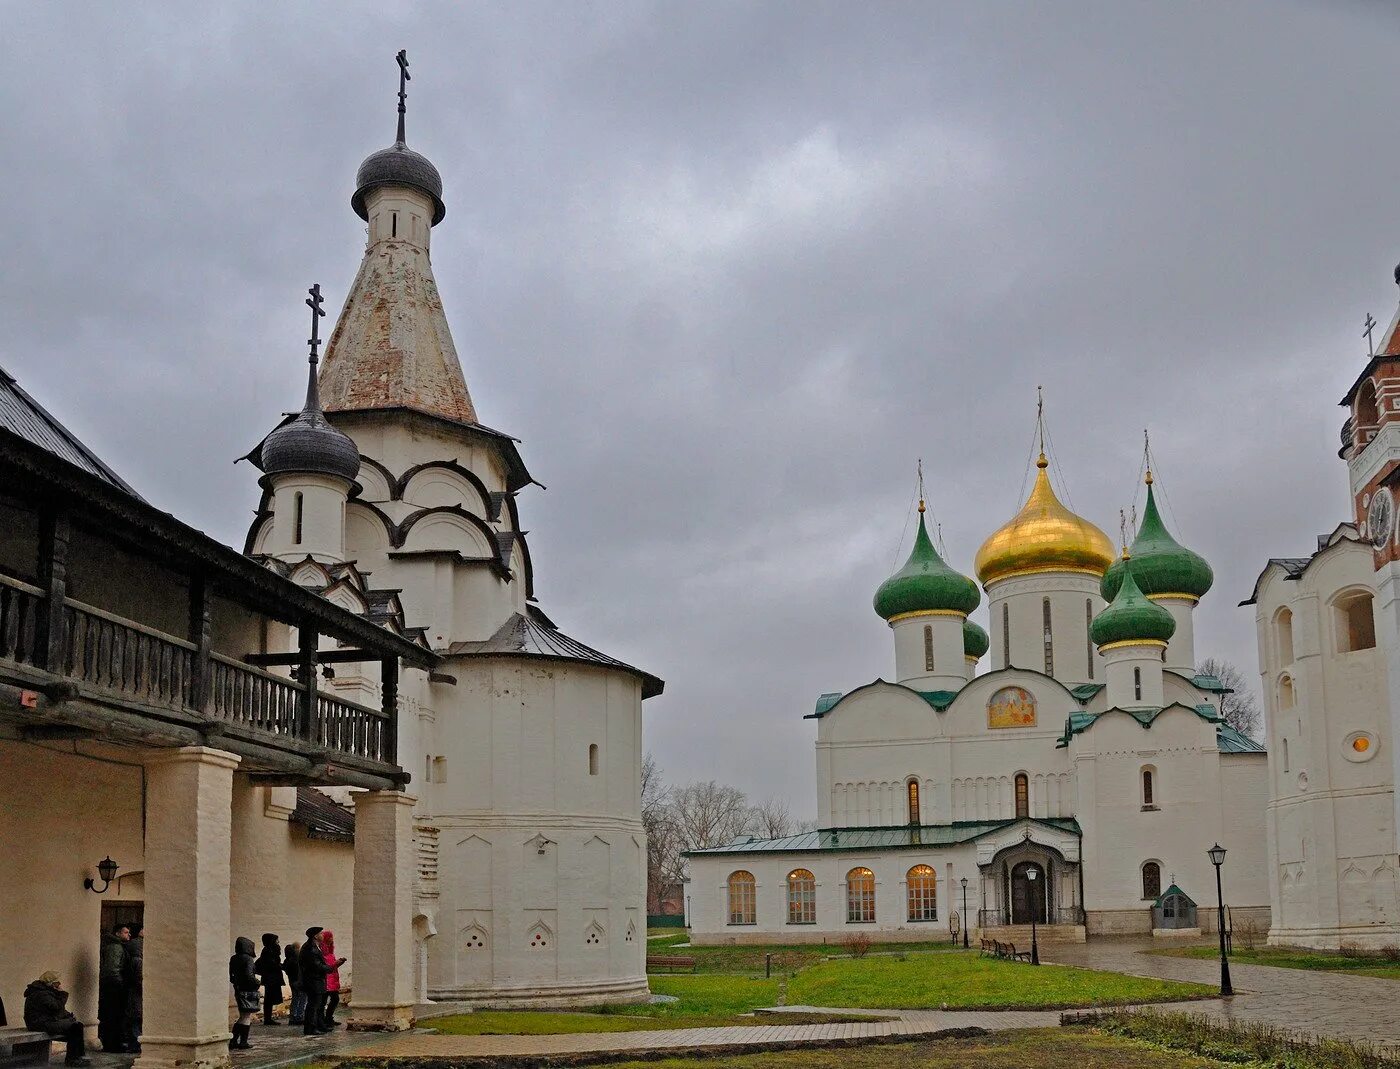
[23,972,89,1067]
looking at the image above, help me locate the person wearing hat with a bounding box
[297,928,337,1036]
[23,971,89,1067]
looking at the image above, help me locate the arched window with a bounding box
[1002,603,1011,667]
[1141,767,1155,808]
[1134,666,1143,701]
[293,491,305,545]
[906,778,920,825]
[1142,860,1162,900]
[1279,675,1295,710]
[787,869,816,924]
[1276,607,1295,665]
[588,743,599,776]
[923,625,935,672]
[1336,591,1377,652]
[846,867,875,923]
[906,864,937,921]
[1014,772,1029,819]
[727,871,756,925]
[1042,597,1054,676]
[1086,599,1095,679]
[1358,379,1380,429]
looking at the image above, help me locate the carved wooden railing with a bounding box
[209,653,300,736]
[314,691,391,761]
[0,573,395,765]
[64,598,195,710]
[0,574,43,667]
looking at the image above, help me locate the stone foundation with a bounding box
[430,975,652,1009]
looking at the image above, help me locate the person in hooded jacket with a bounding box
[254,934,284,1025]
[297,928,333,1036]
[123,927,144,1053]
[228,936,259,1050]
[320,930,346,1028]
[97,924,130,1051]
[24,971,89,1067]
[283,942,306,1025]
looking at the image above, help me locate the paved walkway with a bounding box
[1044,938,1400,1046]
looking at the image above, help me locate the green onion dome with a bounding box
[963,619,990,660]
[1091,562,1177,648]
[1101,476,1213,602]
[873,510,981,621]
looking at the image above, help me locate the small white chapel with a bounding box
[687,433,1270,944]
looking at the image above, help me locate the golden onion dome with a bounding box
[974,454,1115,587]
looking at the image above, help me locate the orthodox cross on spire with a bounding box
[303,283,327,412]
[1035,385,1048,469]
[917,457,926,514]
[1365,312,1378,356]
[1143,428,1154,485]
[1119,509,1129,558]
[395,49,411,144]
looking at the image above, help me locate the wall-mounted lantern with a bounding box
[84,856,119,893]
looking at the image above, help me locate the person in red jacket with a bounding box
[320,930,346,1028]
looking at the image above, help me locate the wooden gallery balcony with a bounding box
[0,426,436,790]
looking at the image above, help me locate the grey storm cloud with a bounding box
[2,0,1396,816]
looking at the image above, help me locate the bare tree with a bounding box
[1196,657,1262,740]
[671,780,755,856]
[641,753,683,912]
[749,795,794,839]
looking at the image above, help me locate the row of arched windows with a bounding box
[1272,592,1376,672]
[727,866,938,925]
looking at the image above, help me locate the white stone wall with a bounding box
[1254,537,1400,948]
[986,572,1105,684]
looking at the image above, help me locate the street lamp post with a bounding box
[960,877,969,949]
[1207,843,1233,997]
[1026,866,1040,965]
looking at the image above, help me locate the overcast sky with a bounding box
[3,2,1397,819]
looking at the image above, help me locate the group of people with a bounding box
[227,927,346,1049]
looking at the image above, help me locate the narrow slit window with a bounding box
[1042,598,1054,676]
[1002,603,1011,667]
[588,743,599,776]
[1086,599,1094,679]
[906,779,920,825]
[1134,666,1142,701]
[293,491,304,545]
[1142,768,1154,806]
[923,625,935,672]
[1014,773,1029,819]
[391,211,398,238]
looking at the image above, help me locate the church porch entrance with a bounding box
[976,836,1086,944]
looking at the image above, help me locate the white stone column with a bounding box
[349,790,418,1031]
[135,746,240,1069]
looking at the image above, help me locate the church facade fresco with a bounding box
[987,686,1036,729]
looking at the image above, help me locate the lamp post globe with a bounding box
[1208,843,1233,996]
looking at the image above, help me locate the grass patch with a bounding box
[647,940,961,976]
[1157,944,1400,981]
[569,1027,1233,1067]
[1099,1009,1399,1068]
[786,953,1215,1010]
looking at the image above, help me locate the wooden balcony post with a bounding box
[35,508,70,672]
[380,656,399,765]
[298,626,317,742]
[187,572,211,713]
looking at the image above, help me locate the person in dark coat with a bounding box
[297,928,335,1036]
[123,927,144,1053]
[97,924,130,1051]
[283,942,306,1025]
[228,936,259,1050]
[24,972,89,1067]
[254,934,285,1025]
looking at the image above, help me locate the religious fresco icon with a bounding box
[988,686,1036,729]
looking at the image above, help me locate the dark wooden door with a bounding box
[1010,862,1045,924]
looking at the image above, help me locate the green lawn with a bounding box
[1156,943,1400,980]
[580,1028,1232,1069]
[646,938,962,975]
[786,954,1215,1010]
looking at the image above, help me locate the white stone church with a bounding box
[687,445,1271,943]
[1246,270,1400,949]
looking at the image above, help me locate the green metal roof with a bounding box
[1056,702,1262,755]
[1070,682,1105,702]
[1101,482,1213,602]
[873,512,980,621]
[1154,882,1195,908]
[806,681,960,719]
[684,817,1082,857]
[1091,566,1176,647]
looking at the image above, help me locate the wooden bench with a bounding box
[0,1029,52,1069]
[979,938,997,957]
[646,955,697,973]
[982,940,1032,963]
